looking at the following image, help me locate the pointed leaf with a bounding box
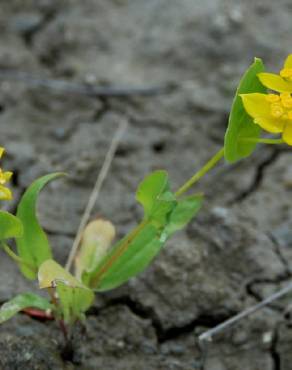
[0,293,52,324]
[163,194,203,237]
[136,171,177,227]
[88,224,160,291]
[0,211,23,240]
[16,173,64,280]
[150,191,177,227]
[224,58,266,163]
[136,170,169,218]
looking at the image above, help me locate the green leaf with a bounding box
[0,293,52,324]
[224,58,266,163]
[56,282,94,325]
[136,170,169,218]
[0,211,23,240]
[163,194,203,237]
[136,171,177,227]
[88,224,160,291]
[16,173,64,280]
[150,191,177,227]
[38,259,94,324]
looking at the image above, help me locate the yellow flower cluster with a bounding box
[0,147,13,200]
[241,54,292,145]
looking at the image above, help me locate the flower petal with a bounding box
[241,93,271,117]
[258,73,292,92]
[2,171,13,182]
[282,123,292,145]
[241,93,284,133]
[0,185,12,200]
[284,54,292,69]
[253,117,284,133]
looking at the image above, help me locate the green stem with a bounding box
[2,243,36,273]
[175,147,225,197]
[240,138,284,145]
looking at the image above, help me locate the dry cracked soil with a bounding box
[0,0,292,369]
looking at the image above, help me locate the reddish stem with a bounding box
[90,220,147,287]
[22,307,54,321]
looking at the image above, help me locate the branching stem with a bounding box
[175,147,225,197]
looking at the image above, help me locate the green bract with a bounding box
[0,211,23,240]
[224,58,266,163]
[16,173,64,279]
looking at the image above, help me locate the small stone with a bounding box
[24,352,32,361]
[52,127,67,140]
[84,73,98,85]
[262,331,273,345]
[212,206,229,220]
[116,340,125,349]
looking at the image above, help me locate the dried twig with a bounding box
[65,120,128,271]
[199,280,292,343]
[0,70,172,97]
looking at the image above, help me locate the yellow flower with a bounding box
[0,147,13,200]
[258,54,292,92]
[241,92,292,145]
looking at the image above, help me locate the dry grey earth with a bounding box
[0,0,292,369]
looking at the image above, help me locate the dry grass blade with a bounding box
[199,280,292,343]
[65,120,128,271]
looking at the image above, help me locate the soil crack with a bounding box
[230,149,280,204]
[21,8,58,48]
[268,232,292,277]
[92,295,235,343]
[246,276,291,312]
[270,327,281,370]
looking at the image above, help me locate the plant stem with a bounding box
[240,138,284,145]
[47,287,69,341]
[23,307,54,320]
[175,147,225,197]
[2,243,36,273]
